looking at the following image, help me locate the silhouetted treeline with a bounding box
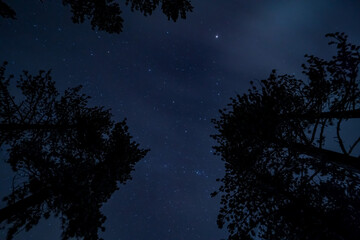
[0,62,149,240]
[211,32,360,240]
[0,0,193,33]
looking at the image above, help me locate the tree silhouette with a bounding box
[0,62,149,240]
[0,0,15,19]
[211,33,360,240]
[0,0,193,33]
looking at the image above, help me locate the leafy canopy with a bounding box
[211,33,360,240]
[0,62,149,240]
[0,0,193,33]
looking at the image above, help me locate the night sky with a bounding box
[1,1,360,239]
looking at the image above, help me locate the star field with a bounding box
[1,0,360,239]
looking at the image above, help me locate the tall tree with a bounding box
[0,62,149,240]
[0,0,193,33]
[211,33,360,240]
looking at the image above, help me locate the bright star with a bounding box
[215,34,219,39]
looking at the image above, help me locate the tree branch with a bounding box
[0,123,76,131]
[0,188,50,223]
[285,109,360,120]
[289,142,360,173]
[336,118,348,155]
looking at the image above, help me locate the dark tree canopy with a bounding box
[0,0,15,19]
[211,33,360,240]
[0,0,193,33]
[0,62,149,240]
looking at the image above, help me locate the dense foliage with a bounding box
[212,33,360,240]
[0,0,193,33]
[0,63,149,240]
